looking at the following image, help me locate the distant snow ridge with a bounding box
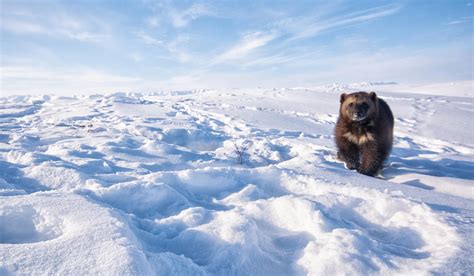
[0,85,472,274]
[350,81,399,86]
[313,81,399,92]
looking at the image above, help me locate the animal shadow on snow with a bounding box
[386,155,474,181]
[383,137,474,190]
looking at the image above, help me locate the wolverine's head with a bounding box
[339,92,378,122]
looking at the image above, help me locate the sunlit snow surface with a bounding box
[0,82,473,274]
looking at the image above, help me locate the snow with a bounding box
[0,81,473,274]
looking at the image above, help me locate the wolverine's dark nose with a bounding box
[353,103,369,120]
[357,103,369,115]
[359,102,369,112]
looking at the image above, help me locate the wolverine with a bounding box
[335,91,394,176]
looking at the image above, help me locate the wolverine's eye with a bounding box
[361,103,369,110]
[348,103,354,108]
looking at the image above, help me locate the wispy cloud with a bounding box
[144,1,212,29]
[170,3,211,28]
[242,49,324,67]
[208,4,400,68]
[282,4,402,40]
[445,16,473,25]
[199,3,401,70]
[215,31,278,63]
[136,31,191,63]
[0,4,110,43]
[136,31,164,46]
[130,52,143,62]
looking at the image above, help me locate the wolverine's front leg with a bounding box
[337,140,360,170]
[357,142,384,176]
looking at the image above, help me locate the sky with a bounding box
[0,0,473,95]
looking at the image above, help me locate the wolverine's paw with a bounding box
[357,168,377,177]
[344,161,358,170]
[336,151,343,161]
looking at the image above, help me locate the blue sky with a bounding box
[0,0,472,94]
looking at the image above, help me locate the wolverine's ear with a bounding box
[340,93,347,103]
[369,92,377,102]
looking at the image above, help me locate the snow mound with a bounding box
[0,205,62,244]
[0,193,152,275]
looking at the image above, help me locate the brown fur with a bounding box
[335,91,394,176]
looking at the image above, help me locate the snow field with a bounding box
[0,83,473,274]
